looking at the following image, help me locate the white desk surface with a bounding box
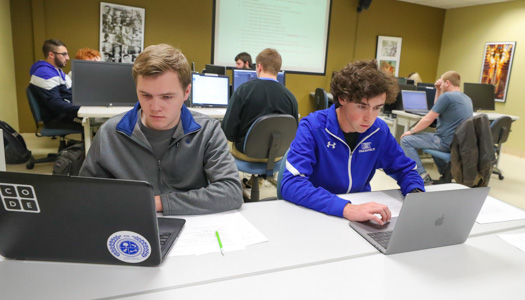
[2,185,524,299]
[126,228,525,300]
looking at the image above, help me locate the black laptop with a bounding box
[0,171,185,266]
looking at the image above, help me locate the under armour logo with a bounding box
[327,141,336,149]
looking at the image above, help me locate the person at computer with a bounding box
[29,39,82,130]
[280,60,425,225]
[79,44,243,215]
[68,48,101,79]
[407,72,422,85]
[234,52,253,69]
[222,48,298,155]
[400,71,473,184]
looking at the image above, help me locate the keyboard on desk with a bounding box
[368,231,393,249]
[405,110,428,116]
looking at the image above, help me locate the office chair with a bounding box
[25,86,83,169]
[276,148,289,200]
[314,88,329,111]
[234,114,297,202]
[490,116,512,180]
[422,114,494,187]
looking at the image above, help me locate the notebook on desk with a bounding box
[0,171,185,266]
[349,187,489,255]
[401,90,429,116]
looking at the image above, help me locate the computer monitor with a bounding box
[190,73,230,108]
[232,69,285,92]
[203,64,226,75]
[72,60,138,106]
[383,83,416,115]
[463,83,495,111]
[416,86,436,110]
[417,82,435,88]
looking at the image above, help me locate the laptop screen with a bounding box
[232,69,285,92]
[401,90,428,110]
[190,73,230,108]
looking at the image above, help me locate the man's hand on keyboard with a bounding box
[343,202,392,225]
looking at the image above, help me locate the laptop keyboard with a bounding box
[159,232,172,248]
[368,231,393,249]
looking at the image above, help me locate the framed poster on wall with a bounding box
[376,36,402,77]
[480,42,516,102]
[100,2,145,63]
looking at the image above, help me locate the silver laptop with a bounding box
[349,187,490,255]
[402,90,429,116]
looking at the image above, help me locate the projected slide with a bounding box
[213,0,331,74]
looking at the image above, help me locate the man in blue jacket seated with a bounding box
[29,39,82,130]
[281,60,424,225]
[80,44,243,215]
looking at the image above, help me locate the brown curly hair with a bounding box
[331,60,399,107]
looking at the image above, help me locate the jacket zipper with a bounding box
[325,127,380,193]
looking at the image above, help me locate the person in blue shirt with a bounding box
[281,60,424,225]
[29,39,82,130]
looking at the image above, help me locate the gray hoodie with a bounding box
[80,104,243,215]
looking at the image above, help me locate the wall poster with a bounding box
[480,42,516,102]
[376,36,402,77]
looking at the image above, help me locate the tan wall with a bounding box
[1,0,19,130]
[11,0,445,133]
[438,1,525,156]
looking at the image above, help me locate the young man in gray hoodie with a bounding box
[80,44,243,215]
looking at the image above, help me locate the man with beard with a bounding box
[29,39,82,130]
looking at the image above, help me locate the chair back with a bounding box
[314,88,329,110]
[26,86,44,131]
[243,114,297,176]
[490,116,512,145]
[276,148,290,200]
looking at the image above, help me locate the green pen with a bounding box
[215,231,224,255]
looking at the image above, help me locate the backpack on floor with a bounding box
[0,120,32,164]
[52,142,85,176]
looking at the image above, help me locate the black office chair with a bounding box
[234,114,297,202]
[314,88,329,111]
[490,116,512,180]
[25,86,83,169]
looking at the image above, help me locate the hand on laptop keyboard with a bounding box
[343,202,392,225]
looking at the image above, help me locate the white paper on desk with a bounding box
[167,211,268,256]
[476,196,525,224]
[498,233,525,253]
[338,192,403,218]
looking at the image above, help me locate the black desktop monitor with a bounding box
[396,77,407,85]
[463,83,495,111]
[72,60,138,106]
[383,83,416,115]
[416,86,437,110]
[417,82,435,88]
[203,64,226,75]
[190,73,230,108]
[232,69,285,92]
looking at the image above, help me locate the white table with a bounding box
[2,184,525,299]
[391,110,520,139]
[77,106,227,154]
[125,228,525,300]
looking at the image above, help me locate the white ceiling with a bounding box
[397,0,515,9]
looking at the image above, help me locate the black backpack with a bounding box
[0,120,32,164]
[52,142,85,176]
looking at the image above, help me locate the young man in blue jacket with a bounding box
[281,60,424,225]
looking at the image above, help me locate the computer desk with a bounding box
[2,184,525,299]
[391,110,520,139]
[77,106,227,155]
[127,227,525,300]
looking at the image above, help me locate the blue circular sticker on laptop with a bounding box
[107,231,151,263]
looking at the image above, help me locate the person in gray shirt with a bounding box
[80,44,243,215]
[400,71,473,184]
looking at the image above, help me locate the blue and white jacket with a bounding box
[281,105,424,217]
[29,60,78,123]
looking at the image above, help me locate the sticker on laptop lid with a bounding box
[107,231,151,263]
